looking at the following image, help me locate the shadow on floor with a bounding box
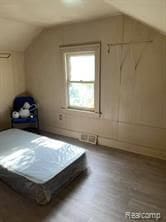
[0,171,88,222]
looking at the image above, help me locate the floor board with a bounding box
[0,132,165,222]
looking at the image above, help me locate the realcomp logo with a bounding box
[125,212,161,221]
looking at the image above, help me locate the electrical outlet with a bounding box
[58,114,63,120]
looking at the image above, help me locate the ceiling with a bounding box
[0,18,41,51]
[0,0,119,26]
[0,0,165,51]
[105,0,166,35]
[0,0,119,51]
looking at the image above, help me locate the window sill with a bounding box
[61,107,101,119]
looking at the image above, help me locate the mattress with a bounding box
[0,129,86,204]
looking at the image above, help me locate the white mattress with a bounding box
[0,129,85,184]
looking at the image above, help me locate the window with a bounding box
[63,43,100,112]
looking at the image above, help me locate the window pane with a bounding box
[69,54,95,81]
[69,83,94,109]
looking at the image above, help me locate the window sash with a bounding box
[67,82,95,111]
[67,80,95,84]
[62,43,100,113]
[66,52,96,82]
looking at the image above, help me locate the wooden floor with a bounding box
[0,132,166,222]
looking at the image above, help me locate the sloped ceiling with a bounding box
[0,0,119,51]
[105,0,166,35]
[1,0,165,51]
[0,18,41,51]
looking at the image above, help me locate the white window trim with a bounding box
[61,43,101,114]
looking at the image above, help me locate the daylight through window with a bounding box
[63,44,100,112]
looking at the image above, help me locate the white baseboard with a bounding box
[98,137,166,160]
[41,125,166,160]
[41,125,80,139]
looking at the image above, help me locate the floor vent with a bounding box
[80,133,97,144]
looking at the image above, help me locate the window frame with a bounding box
[62,43,101,113]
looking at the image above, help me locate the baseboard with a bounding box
[41,125,80,139]
[41,125,166,161]
[98,137,166,160]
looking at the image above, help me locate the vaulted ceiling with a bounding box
[0,18,41,51]
[0,0,165,51]
[0,0,119,51]
[105,0,166,35]
[0,0,119,26]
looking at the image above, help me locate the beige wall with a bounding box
[25,15,166,160]
[0,52,26,129]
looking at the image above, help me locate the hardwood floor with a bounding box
[0,132,166,222]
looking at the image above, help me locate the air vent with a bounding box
[80,133,97,144]
[80,134,88,142]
